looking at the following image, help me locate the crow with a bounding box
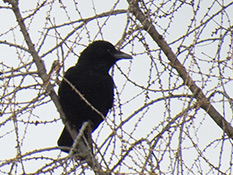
[57,40,132,153]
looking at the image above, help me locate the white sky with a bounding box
[0,0,233,174]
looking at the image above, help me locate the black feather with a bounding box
[57,40,132,152]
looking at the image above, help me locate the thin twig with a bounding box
[127,0,233,139]
[3,0,108,174]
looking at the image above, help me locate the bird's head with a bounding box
[77,40,132,72]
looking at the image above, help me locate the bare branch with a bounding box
[127,0,233,139]
[3,0,108,174]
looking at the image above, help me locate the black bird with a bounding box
[57,40,132,153]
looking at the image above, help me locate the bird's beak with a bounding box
[113,50,132,60]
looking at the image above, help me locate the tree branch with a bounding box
[127,0,233,139]
[4,0,108,174]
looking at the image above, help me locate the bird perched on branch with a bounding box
[57,40,132,153]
